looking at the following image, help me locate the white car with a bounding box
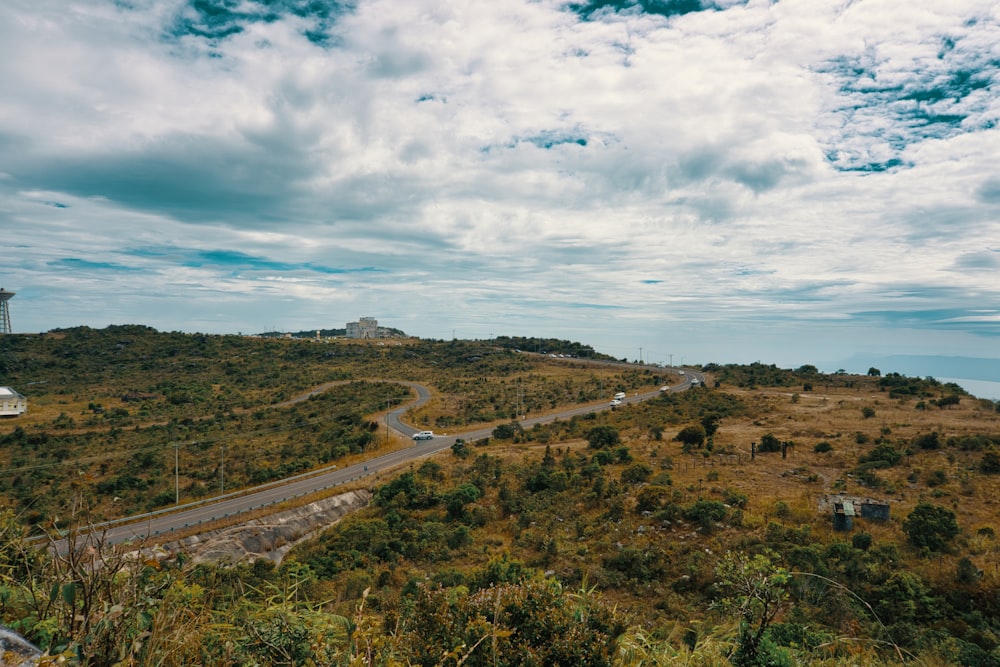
[610,399,622,407]
[614,392,626,400]
[413,430,434,440]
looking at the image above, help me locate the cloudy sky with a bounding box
[2,0,999,374]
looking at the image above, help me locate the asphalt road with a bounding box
[87,367,704,547]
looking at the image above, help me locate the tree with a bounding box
[868,367,881,377]
[451,439,471,458]
[675,424,706,449]
[902,502,959,552]
[700,413,722,438]
[443,482,481,520]
[620,463,653,485]
[492,422,523,440]
[586,425,620,450]
[714,550,791,667]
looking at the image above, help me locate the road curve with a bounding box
[88,369,704,547]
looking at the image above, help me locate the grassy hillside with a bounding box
[283,369,1000,665]
[1,327,999,665]
[0,327,658,526]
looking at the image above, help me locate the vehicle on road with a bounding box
[413,430,434,440]
[610,399,622,407]
[659,385,669,392]
[614,392,626,400]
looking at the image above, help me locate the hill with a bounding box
[1,327,999,665]
[0,326,656,525]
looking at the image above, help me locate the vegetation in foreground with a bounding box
[1,327,1000,665]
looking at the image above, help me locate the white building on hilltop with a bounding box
[0,387,26,417]
[346,317,378,339]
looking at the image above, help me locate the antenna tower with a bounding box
[0,288,14,334]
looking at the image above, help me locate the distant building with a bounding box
[346,317,378,339]
[0,387,26,417]
[833,500,855,532]
[824,494,890,532]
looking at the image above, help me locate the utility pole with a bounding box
[174,443,179,505]
[386,399,392,446]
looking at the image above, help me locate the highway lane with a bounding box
[90,368,703,547]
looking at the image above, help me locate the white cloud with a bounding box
[1,0,998,373]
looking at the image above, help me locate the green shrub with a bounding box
[902,502,959,552]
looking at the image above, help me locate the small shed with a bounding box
[859,499,890,521]
[0,387,26,417]
[833,500,855,532]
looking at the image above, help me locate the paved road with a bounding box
[88,368,704,547]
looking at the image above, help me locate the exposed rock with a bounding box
[0,626,41,666]
[156,489,371,565]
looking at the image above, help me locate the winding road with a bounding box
[88,368,704,547]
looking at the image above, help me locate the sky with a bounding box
[1,0,999,378]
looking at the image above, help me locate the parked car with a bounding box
[413,430,434,440]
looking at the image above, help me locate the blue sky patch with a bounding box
[50,258,142,272]
[819,33,999,172]
[167,0,353,47]
[485,130,590,152]
[566,0,712,21]
[150,248,382,275]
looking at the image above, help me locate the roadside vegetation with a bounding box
[2,326,1000,665]
[0,327,650,525]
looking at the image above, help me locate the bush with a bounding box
[852,532,873,551]
[858,444,902,468]
[620,463,652,485]
[935,394,961,408]
[813,441,832,453]
[635,485,672,513]
[492,422,523,440]
[913,432,941,450]
[902,502,959,552]
[586,426,620,450]
[723,488,748,509]
[758,433,782,453]
[675,424,706,449]
[980,451,1000,474]
[684,499,727,532]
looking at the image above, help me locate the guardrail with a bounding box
[143,469,379,537]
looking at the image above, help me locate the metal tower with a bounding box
[0,288,14,334]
